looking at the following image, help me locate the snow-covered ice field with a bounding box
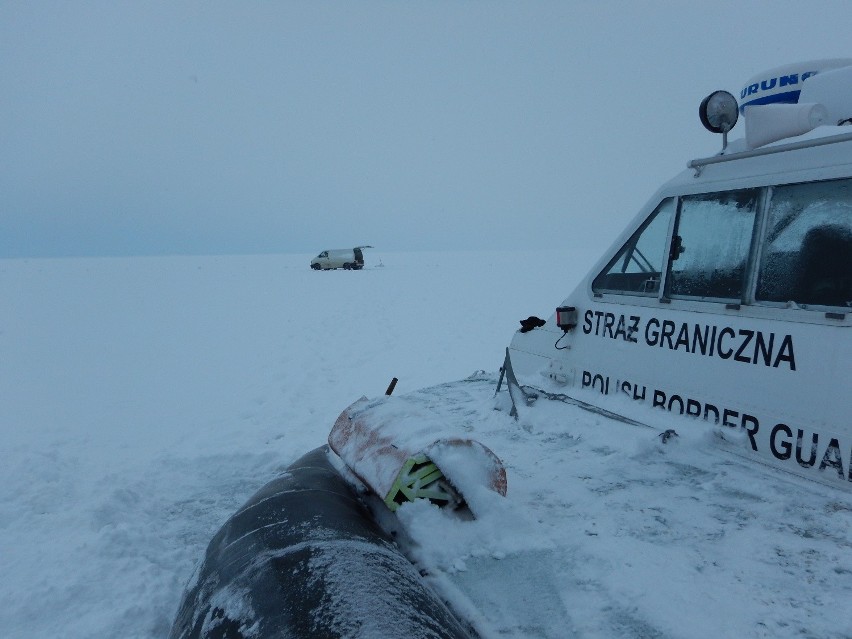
[0,250,571,638]
[2,250,851,638]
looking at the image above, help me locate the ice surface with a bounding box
[1,250,850,638]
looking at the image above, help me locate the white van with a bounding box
[508,59,852,490]
[310,246,372,270]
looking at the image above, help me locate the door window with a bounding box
[667,190,759,301]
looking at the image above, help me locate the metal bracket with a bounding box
[496,348,538,420]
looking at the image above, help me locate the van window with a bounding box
[592,198,675,296]
[667,189,759,301]
[756,179,852,308]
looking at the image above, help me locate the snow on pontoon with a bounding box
[171,61,852,639]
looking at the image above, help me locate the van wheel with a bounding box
[311,263,321,270]
[343,263,351,270]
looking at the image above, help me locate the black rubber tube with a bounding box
[169,446,473,639]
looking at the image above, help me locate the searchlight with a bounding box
[699,90,739,151]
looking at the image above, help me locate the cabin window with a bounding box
[756,178,852,308]
[592,198,675,296]
[667,189,759,301]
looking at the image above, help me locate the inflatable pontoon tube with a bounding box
[169,446,472,639]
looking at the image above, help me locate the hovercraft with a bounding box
[172,60,852,638]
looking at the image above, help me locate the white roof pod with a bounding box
[737,58,852,150]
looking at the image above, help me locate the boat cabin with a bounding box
[509,59,852,490]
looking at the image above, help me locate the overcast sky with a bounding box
[1,1,849,258]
